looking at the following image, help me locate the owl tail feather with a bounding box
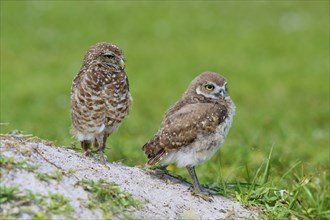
[147,150,166,166]
[143,134,167,166]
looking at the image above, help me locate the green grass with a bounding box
[0,185,74,219]
[76,179,141,219]
[0,155,39,173]
[36,170,63,183]
[1,1,329,219]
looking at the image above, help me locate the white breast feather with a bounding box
[162,101,235,167]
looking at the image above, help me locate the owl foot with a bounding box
[84,149,99,157]
[84,150,107,164]
[191,189,213,202]
[99,150,107,165]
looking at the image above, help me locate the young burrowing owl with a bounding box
[71,42,132,164]
[143,71,235,201]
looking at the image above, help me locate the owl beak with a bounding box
[120,59,125,69]
[216,89,227,97]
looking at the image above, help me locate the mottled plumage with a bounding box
[71,42,132,164]
[143,71,235,201]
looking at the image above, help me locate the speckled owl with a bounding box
[143,71,235,201]
[71,42,132,164]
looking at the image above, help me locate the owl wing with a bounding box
[143,102,227,165]
[70,64,109,137]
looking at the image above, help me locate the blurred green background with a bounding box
[1,1,328,185]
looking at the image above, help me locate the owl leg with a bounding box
[95,134,107,165]
[102,134,109,151]
[186,166,212,202]
[81,140,92,156]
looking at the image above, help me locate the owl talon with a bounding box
[100,156,106,165]
[99,151,107,165]
[191,190,213,202]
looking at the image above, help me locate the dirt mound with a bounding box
[0,137,258,219]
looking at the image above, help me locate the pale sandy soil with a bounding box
[0,137,259,219]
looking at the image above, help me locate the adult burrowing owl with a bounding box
[71,42,132,164]
[143,71,235,201]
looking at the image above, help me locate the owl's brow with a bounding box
[103,51,115,56]
[204,81,216,85]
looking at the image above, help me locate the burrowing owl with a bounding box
[71,42,132,164]
[143,71,235,201]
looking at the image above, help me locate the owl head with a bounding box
[84,42,125,70]
[184,71,229,101]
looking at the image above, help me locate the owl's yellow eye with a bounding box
[205,84,215,91]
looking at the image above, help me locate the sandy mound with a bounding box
[0,136,258,219]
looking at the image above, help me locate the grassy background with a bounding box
[1,1,329,218]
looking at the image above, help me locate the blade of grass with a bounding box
[261,144,273,185]
[278,160,301,183]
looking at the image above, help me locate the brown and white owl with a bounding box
[71,42,132,164]
[143,71,235,201]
